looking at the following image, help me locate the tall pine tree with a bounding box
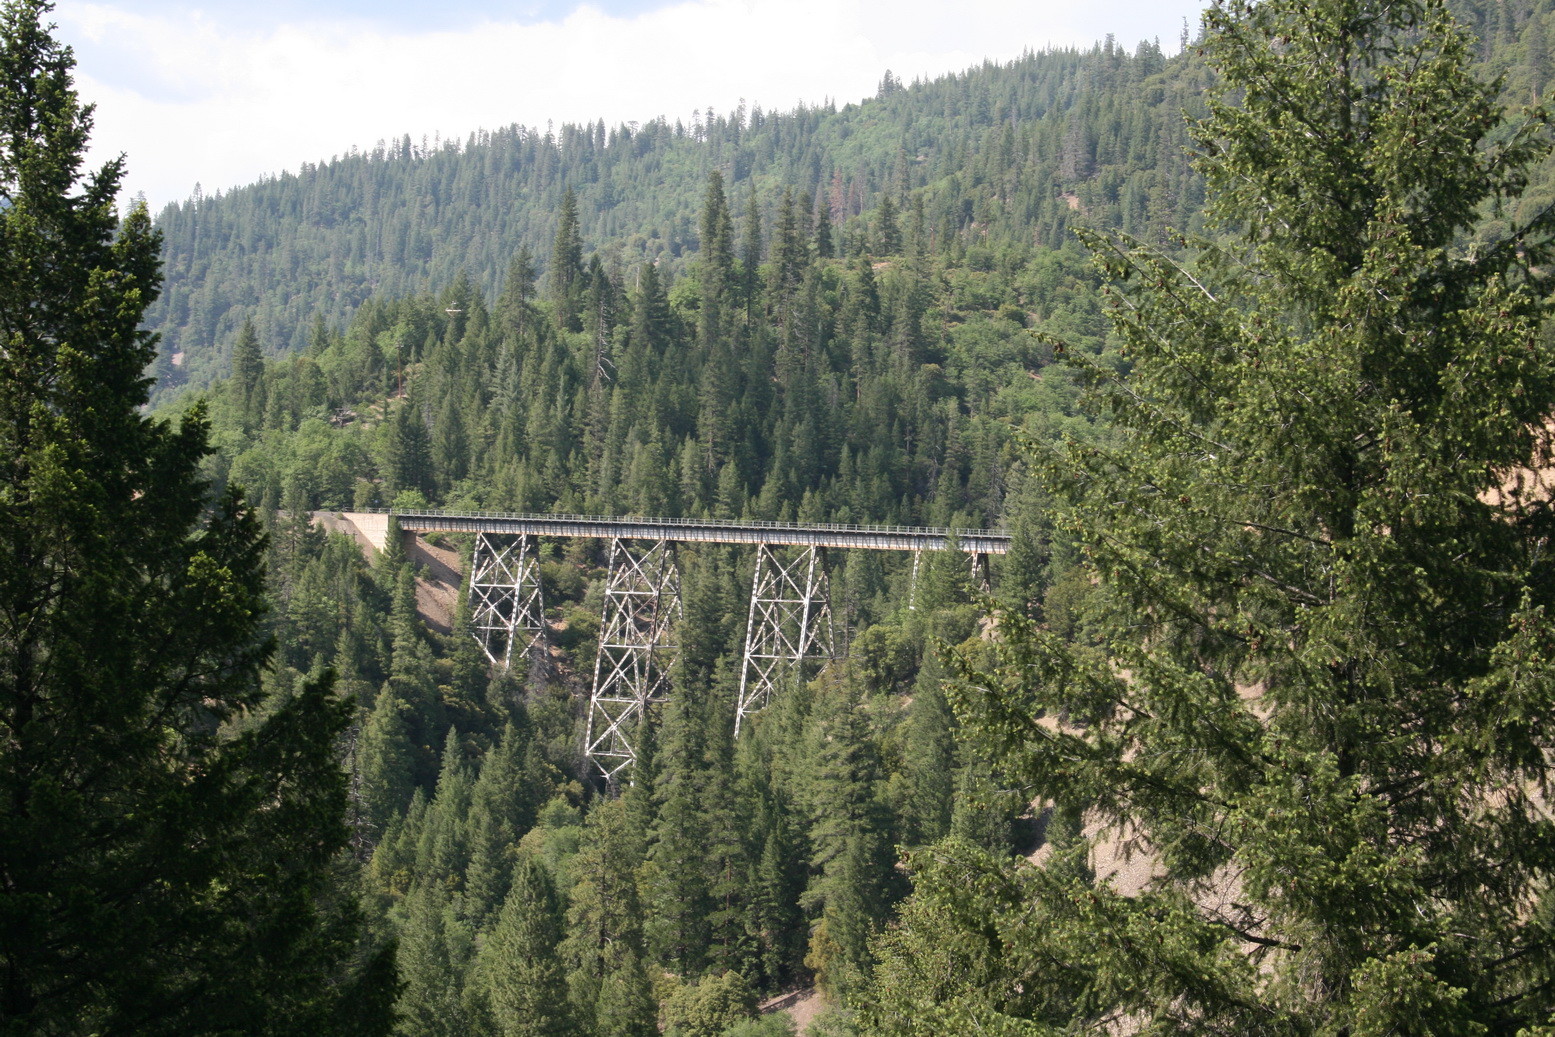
[0,2,392,1032]
[474,856,576,1037]
[912,0,1555,1031]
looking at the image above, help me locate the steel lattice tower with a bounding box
[585,539,682,781]
[468,532,547,668]
[735,543,835,734]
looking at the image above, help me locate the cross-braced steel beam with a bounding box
[469,532,546,668]
[585,539,682,781]
[971,551,992,594]
[736,543,835,734]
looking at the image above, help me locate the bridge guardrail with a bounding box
[355,508,1012,552]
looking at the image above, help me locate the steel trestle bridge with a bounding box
[362,510,1010,784]
[391,510,1010,555]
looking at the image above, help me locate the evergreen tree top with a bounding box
[0,3,393,1030]
[929,0,1555,1029]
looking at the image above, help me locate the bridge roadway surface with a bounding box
[385,509,1011,555]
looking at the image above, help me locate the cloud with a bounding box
[55,0,1201,210]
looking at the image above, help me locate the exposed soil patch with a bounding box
[407,536,461,636]
[311,512,464,636]
[312,510,374,553]
[760,987,826,1034]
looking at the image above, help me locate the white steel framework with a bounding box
[585,539,682,781]
[735,544,835,734]
[469,532,546,668]
[971,551,992,594]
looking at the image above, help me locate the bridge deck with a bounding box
[382,510,1011,554]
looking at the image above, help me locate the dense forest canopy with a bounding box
[144,0,1555,401]
[167,0,1555,1032]
[0,2,393,1032]
[144,34,1215,401]
[45,0,1555,1033]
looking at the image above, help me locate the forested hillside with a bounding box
[200,143,1090,1037]
[145,0,1555,396]
[161,0,1555,1033]
[146,37,1213,399]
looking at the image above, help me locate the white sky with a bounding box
[54,0,1207,212]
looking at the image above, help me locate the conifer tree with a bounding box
[593,948,657,1037]
[892,679,954,847]
[700,704,752,975]
[0,3,392,1031]
[801,687,896,1000]
[630,260,673,356]
[740,189,763,326]
[464,723,538,928]
[474,856,575,1037]
[874,193,900,256]
[643,689,714,972]
[230,317,266,432]
[563,798,654,1033]
[770,188,807,309]
[357,685,417,839]
[550,187,585,332]
[387,564,444,785]
[413,733,474,890]
[698,171,736,346]
[813,196,833,260]
[496,246,538,342]
[385,401,435,502]
[395,879,476,1037]
[749,813,806,989]
[621,707,660,839]
[432,391,470,491]
[367,787,429,910]
[916,0,1555,1030]
[944,750,1014,855]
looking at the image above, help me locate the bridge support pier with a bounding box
[469,532,547,668]
[586,539,682,782]
[736,543,835,734]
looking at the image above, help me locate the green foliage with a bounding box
[863,842,1078,1037]
[161,26,1129,1025]
[720,1015,797,1037]
[472,856,575,1037]
[592,948,658,1037]
[231,317,267,431]
[804,1008,861,1037]
[146,40,1211,399]
[394,880,477,1037]
[464,723,541,929]
[357,685,418,839]
[642,689,719,972]
[850,624,917,693]
[154,3,1555,1030]
[889,680,955,847]
[561,798,652,1028]
[0,2,391,1032]
[550,188,585,332]
[878,0,1555,1031]
[661,971,759,1037]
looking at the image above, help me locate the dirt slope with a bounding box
[312,512,462,635]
